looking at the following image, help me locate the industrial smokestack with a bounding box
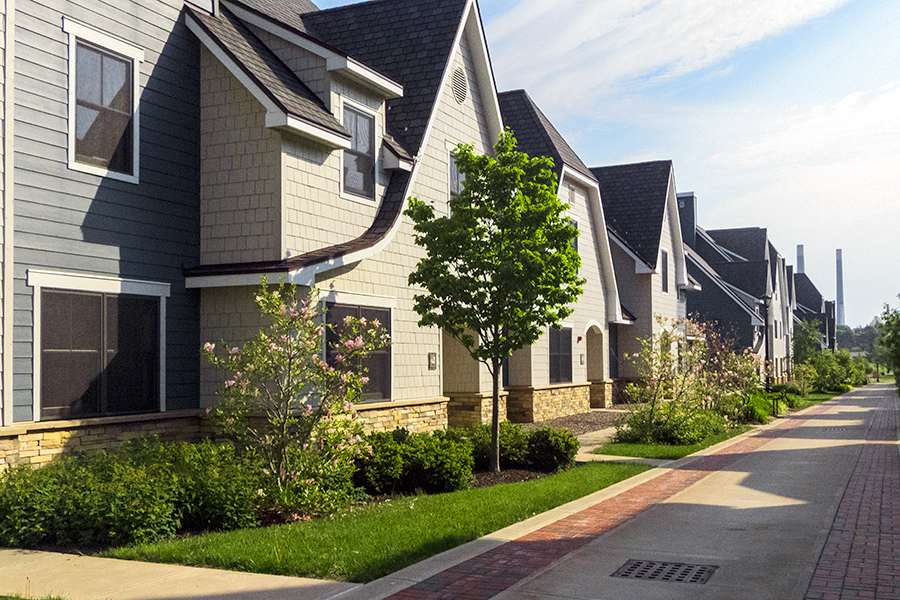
[836,249,845,326]
[797,244,805,274]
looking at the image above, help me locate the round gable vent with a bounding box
[451,67,468,104]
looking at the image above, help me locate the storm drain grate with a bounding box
[611,560,717,584]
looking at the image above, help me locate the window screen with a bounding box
[75,41,133,174]
[343,107,375,198]
[326,303,391,402]
[549,326,572,384]
[41,290,158,420]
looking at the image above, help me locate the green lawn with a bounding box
[104,461,649,583]
[594,426,753,460]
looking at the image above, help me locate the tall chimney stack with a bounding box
[797,244,805,274]
[677,192,697,249]
[836,249,845,326]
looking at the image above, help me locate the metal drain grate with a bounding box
[611,560,717,584]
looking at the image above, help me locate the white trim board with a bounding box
[63,17,144,185]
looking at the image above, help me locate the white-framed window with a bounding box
[342,103,376,200]
[64,18,143,184]
[27,270,169,422]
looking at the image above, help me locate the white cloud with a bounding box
[486,0,851,114]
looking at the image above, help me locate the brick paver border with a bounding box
[384,405,834,600]
[804,387,900,600]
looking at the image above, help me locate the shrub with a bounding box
[615,403,734,445]
[740,390,772,423]
[792,363,818,397]
[526,427,579,471]
[469,421,529,471]
[354,432,404,495]
[122,438,260,531]
[0,451,180,549]
[355,429,473,495]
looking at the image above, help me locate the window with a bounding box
[41,290,159,420]
[326,303,391,402]
[343,106,375,199]
[568,219,579,254]
[661,250,669,293]
[64,19,142,183]
[549,326,572,384]
[449,153,465,198]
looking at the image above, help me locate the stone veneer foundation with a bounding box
[355,398,448,433]
[1,399,453,470]
[590,380,614,408]
[446,392,508,429]
[0,411,204,471]
[505,383,591,423]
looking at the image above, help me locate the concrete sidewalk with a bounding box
[1,384,896,600]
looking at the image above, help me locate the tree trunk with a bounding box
[490,357,501,473]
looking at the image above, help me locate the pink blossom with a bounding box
[256,489,264,496]
[225,380,235,388]
[229,346,240,355]
[360,377,369,385]
[205,407,211,414]
[203,342,215,352]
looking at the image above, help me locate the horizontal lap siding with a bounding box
[12,0,201,420]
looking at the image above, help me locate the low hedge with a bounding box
[0,438,260,549]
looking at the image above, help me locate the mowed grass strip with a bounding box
[596,426,754,460]
[104,462,649,583]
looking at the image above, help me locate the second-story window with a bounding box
[661,250,669,293]
[449,153,465,198]
[343,107,375,199]
[64,18,143,183]
[569,219,579,254]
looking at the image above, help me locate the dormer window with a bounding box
[343,106,375,199]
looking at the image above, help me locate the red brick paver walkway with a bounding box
[386,405,836,600]
[804,387,900,600]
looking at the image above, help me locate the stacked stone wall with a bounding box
[0,411,203,471]
[590,380,614,408]
[447,392,507,429]
[506,383,591,423]
[355,398,448,433]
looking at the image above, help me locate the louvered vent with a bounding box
[451,67,467,104]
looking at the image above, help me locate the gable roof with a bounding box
[497,89,594,181]
[708,260,770,299]
[299,0,469,154]
[187,6,348,140]
[795,272,826,314]
[590,161,672,269]
[686,246,763,324]
[706,228,768,262]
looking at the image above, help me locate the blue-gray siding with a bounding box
[12,0,201,420]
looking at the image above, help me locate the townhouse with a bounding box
[0,0,624,467]
[589,161,695,383]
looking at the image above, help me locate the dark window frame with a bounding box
[661,250,669,293]
[325,302,391,402]
[549,326,573,384]
[40,288,160,421]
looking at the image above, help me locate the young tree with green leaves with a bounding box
[793,319,823,365]
[404,129,584,472]
[879,299,900,373]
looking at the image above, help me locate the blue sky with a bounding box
[316,0,899,328]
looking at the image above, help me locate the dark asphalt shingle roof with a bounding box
[497,90,595,182]
[229,0,321,34]
[590,161,672,269]
[299,0,468,154]
[795,273,826,313]
[188,6,347,139]
[705,228,768,262]
[708,260,770,299]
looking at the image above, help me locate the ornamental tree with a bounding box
[405,129,584,472]
[202,277,389,515]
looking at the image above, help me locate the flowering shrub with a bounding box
[619,316,764,444]
[202,277,389,517]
